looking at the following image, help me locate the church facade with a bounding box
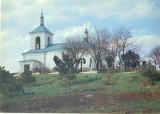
[19,13,96,73]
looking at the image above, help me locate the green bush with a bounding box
[21,69,36,84]
[53,54,79,87]
[140,65,160,83]
[0,66,24,96]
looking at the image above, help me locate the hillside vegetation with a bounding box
[0,72,160,113]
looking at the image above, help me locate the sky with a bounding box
[1,0,160,73]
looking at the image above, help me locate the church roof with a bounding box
[30,25,53,35]
[19,59,40,62]
[23,43,65,54]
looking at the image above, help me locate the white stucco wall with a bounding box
[45,51,97,71]
[80,54,91,68]
[22,50,103,72]
[24,53,45,66]
[46,52,98,71]
[77,54,96,70]
[23,51,64,71]
[19,61,41,72]
[45,51,64,70]
[45,33,53,45]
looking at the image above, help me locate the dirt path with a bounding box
[1,90,160,113]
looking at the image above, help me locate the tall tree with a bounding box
[63,36,87,68]
[113,26,132,63]
[108,37,118,69]
[86,28,111,71]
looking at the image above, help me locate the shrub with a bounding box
[21,69,36,84]
[140,65,160,84]
[0,66,24,96]
[53,54,79,87]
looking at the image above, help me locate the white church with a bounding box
[19,13,96,73]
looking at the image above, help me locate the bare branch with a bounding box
[148,45,160,69]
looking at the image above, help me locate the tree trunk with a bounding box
[112,61,115,70]
[154,61,157,70]
[96,61,99,71]
[124,59,126,71]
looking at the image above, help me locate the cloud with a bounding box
[131,28,149,36]
[35,0,53,5]
[71,0,160,20]
[2,0,159,29]
[54,22,92,43]
[130,35,160,55]
[1,29,30,72]
[1,0,160,72]
[1,56,22,73]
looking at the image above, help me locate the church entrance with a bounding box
[24,64,30,71]
[19,60,41,73]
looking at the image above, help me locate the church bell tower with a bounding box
[29,12,54,50]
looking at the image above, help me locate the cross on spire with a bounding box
[84,22,89,42]
[40,10,44,26]
[85,22,88,33]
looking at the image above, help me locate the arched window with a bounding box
[48,37,50,45]
[35,37,40,49]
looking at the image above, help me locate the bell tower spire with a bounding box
[84,23,89,42]
[40,12,44,26]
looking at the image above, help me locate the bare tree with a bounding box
[86,28,111,71]
[108,37,118,69]
[113,26,132,63]
[63,36,87,68]
[149,45,160,69]
[64,36,87,59]
[63,26,133,72]
[130,42,143,55]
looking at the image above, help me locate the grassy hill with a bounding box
[0,72,160,113]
